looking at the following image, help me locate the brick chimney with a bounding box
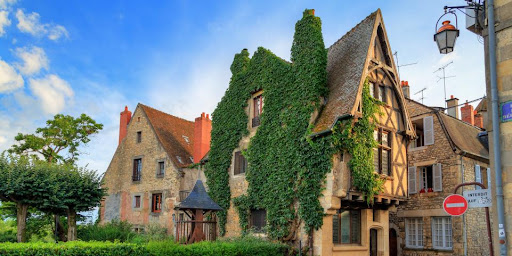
[119,106,132,145]
[401,81,410,99]
[461,101,475,125]
[193,112,212,163]
[474,111,484,129]
[446,95,459,119]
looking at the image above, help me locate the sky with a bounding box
[0,0,486,174]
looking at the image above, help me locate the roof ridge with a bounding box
[138,103,194,124]
[328,10,378,50]
[438,110,483,131]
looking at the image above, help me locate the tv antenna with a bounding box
[415,87,427,104]
[393,51,417,78]
[434,61,454,108]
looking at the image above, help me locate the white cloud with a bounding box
[0,0,16,9]
[15,9,68,41]
[48,25,68,41]
[16,9,46,36]
[29,74,73,114]
[15,46,49,75]
[0,10,10,36]
[0,59,23,93]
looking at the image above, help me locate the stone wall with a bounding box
[101,106,201,235]
[396,100,491,256]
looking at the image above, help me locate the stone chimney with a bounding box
[474,111,484,129]
[461,101,475,125]
[119,106,132,145]
[446,95,459,119]
[401,81,410,99]
[193,112,212,163]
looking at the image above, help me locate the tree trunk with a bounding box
[67,209,77,241]
[16,203,28,243]
[55,214,67,242]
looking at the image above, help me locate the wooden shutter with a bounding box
[234,152,241,175]
[487,168,492,189]
[433,163,443,192]
[423,116,434,146]
[475,165,482,189]
[408,166,417,194]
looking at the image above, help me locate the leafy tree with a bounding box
[0,155,50,242]
[9,114,103,164]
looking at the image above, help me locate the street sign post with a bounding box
[463,189,492,208]
[443,194,468,216]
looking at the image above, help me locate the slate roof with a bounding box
[438,113,489,160]
[177,180,223,211]
[313,11,378,133]
[139,104,195,167]
[475,97,487,113]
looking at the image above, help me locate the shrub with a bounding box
[77,220,136,242]
[0,237,291,256]
[0,241,146,256]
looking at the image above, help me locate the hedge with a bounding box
[0,238,290,256]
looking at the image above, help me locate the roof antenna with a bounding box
[434,61,455,108]
[394,51,418,79]
[415,87,427,104]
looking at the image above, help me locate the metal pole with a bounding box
[443,67,447,108]
[454,182,494,256]
[487,0,507,254]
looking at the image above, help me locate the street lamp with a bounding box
[434,12,459,54]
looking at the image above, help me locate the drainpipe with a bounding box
[487,0,507,255]
[461,153,468,256]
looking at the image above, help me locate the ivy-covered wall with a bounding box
[206,9,384,240]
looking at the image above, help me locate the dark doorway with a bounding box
[370,229,378,256]
[389,228,398,256]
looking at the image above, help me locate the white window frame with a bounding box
[405,218,423,248]
[432,217,453,250]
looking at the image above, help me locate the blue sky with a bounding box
[0,0,486,173]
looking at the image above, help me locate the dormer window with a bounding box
[182,135,190,144]
[252,95,264,127]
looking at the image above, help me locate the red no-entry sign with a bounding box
[443,194,468,216]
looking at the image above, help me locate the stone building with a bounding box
[218,10,414,256]
[100,104,211,234]
[393,96,491,256]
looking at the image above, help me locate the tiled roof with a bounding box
[438,113,489,160]
[475,97,487,112]
[139,104,195,167]
[313,11,378,132]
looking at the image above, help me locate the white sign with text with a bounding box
[463,189,492,208]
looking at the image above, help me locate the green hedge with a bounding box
[0,238,290,256]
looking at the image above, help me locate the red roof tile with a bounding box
[139,104,195,167]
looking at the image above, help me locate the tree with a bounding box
[58,167,106,241]
[0,156,52,242]
[9,114,103,164]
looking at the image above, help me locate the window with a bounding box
[373,129,391,175]
[133,195,141,208]
[157,161,165,178]
[234,151,247,175]
[420,165,433,191]
[411,116,434,148]
[378,85,386,103]
[252,95,263,127]
[152,193,162,213]
[408,164,442,194]
[432,217,452,249]
[133,158,142,181]
[405,218,423,248]
[250,209,266,233]
[136,131,142,143]
[332,209,361,244]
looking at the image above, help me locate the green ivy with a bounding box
[207,9,384,241]
[332,81,385,203]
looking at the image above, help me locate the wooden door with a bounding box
[389,228,398,256]
[370,229,378,256]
